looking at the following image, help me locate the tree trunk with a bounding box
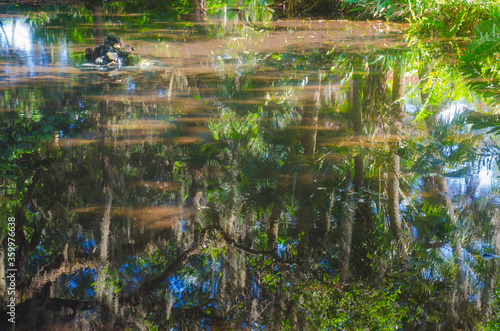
[268,197,282,252]
[352,68,364,192]
[387,58,406,251]
[482,208,500,317]
[297,173,312,259]
[190,0,206,20]
[91,5,104,45]
[296,85,321,259]
[339,192,355,283]
[95,154,113,324]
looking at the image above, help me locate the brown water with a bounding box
[0,10,499,330]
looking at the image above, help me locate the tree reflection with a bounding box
[1,11,500,331]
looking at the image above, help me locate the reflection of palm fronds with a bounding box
[413,0,494,37]
[460,15,500,100]
[465,18,500,63]
[412,110,493,177]
[416,246,450,281]
[466,111,500,136]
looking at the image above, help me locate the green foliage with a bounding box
[414,0,494,37]
[396,0,500,41]
[466,112,500,135]
[481,277,500,330]
[460,16,500,101]
[410,65,476,122]
[4,5,500,329]
[295,281,407,329]
[345,0,407,20]
[281,0,346,17]
[102,0,192,18]
[237,0,274,29]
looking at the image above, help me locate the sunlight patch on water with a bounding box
[476,159,499,197]
[0,19,32,54]
[447,156,498,200]
[437,102,498,199]
[438,102,468,124]
[0,18,35,70]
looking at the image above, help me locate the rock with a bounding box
[116,57,124,67]
[95,56,106,64]
[91,45,107,60]
[126,54,142,66]
[85,47,94,61]
[84,33,142,71]
[114,40,135,56]
[105,32,121,45]
[106,52,118,62]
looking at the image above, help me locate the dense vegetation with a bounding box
[4,0,500,77]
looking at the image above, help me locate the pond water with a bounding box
[1,9,500,330]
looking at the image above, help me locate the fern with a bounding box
[466,112,500,135]
[460,12,500,101]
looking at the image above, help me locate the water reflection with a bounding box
[0,10,500,331]
[0,18,33,59]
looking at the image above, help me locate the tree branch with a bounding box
[121,228,208,305]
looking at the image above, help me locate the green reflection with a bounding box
[1,8,500,331]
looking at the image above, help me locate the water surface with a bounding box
[1,10,499,330]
